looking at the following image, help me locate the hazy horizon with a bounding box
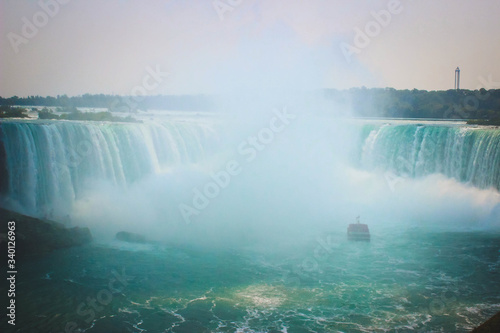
[1,0,500,98]
[2,85,499,100]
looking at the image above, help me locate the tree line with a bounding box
[324,88,500,121]
[1,89,499,124]
[0,94,214,112]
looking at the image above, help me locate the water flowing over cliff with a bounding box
[1,119,499,222]
[358,124,500,191]
[0,119,217,218]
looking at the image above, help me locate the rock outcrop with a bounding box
[0,208,92,257]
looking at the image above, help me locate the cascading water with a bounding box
[358,123,500,191]
[0,119,218,219]
[1,116,500,332]
[1,118,499,223]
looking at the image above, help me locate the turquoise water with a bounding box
[358,123,500,191]
[4,228,500,332]
[1,117,500,332]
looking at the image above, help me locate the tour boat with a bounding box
[347,216,370,241]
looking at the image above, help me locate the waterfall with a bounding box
[359,124,500,191]
[0,119,218,218]
[1,119,499,222]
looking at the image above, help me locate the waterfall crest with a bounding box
[359,124,500,191]
[0,119,217,217]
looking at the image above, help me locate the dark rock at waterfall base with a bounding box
[0,208,92,257]
[115,231,147,244]
[472,310,500,332]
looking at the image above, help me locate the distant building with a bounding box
[455,67,460,90]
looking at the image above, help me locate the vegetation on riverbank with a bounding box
[38,108,140,123]
[326,88,500,120]
[0,105,29,118]
[1,88,499,122]
[0,94,212,112]
[466,118,500,126]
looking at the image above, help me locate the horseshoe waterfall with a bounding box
[1,116,499,333]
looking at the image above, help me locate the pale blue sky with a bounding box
[1,0,499,97]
